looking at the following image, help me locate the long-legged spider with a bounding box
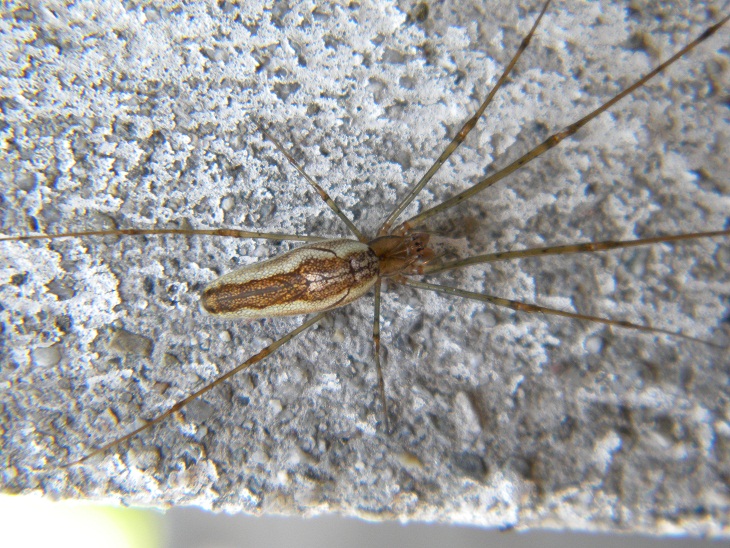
[1,0,728,524]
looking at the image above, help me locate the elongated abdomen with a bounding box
[201,239,379,319]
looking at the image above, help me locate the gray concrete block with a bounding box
[1,0,729,535]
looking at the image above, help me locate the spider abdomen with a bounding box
[201,239,379,319]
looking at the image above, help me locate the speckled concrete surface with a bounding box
[1,0,729,534]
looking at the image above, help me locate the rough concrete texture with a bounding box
[1,0,729,534]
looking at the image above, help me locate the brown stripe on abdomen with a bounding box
[200,240,379,320]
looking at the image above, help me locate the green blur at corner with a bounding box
[1,494,164,548]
